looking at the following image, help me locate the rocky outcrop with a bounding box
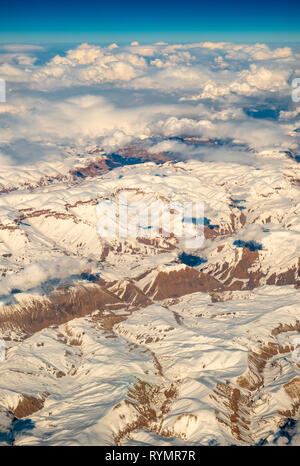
[140,267,223,300]
[279,378,300,418]
[211,324,300,444]
[9,393,49,419]
[0,284,124,338]
[112,378,182,445]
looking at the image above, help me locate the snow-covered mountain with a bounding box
[0,144,299,445]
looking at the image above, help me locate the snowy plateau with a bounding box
[0,146,299,446]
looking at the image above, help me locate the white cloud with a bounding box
[0,44,44,52]
[0,63,31,82]
[0,41,298,165]
[150,117,214,138]
[30,44,148,89]
[198,42,292,61]
[0,258,87,295]
[236,65,290,92]
[107,43,118,50]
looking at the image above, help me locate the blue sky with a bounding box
[0,0,299,43]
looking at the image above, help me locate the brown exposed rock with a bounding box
[212,334,299,443]
[266,264,299,286]
[0,284,124,338]
[209,248,300,291]
[16,209,80,225]
[106,280,152,307]
[10,392,49,419]
[70,148,171,182]
[65,199,97,209]
[92,311,129,335]
[112,378,180,445]
[141,267,223,300]
[204,226,219,240]
[70,158,112,178]
[211,382,252,443]
[210,247,263,291]
[237,342,292,392]
[0,224,18,231]
[271,321,300,336]
[278,377,300,417]
[137,236,177,251]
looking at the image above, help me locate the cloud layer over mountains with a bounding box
[0,41,299,164]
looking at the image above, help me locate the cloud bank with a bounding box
[0,41,299,164]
